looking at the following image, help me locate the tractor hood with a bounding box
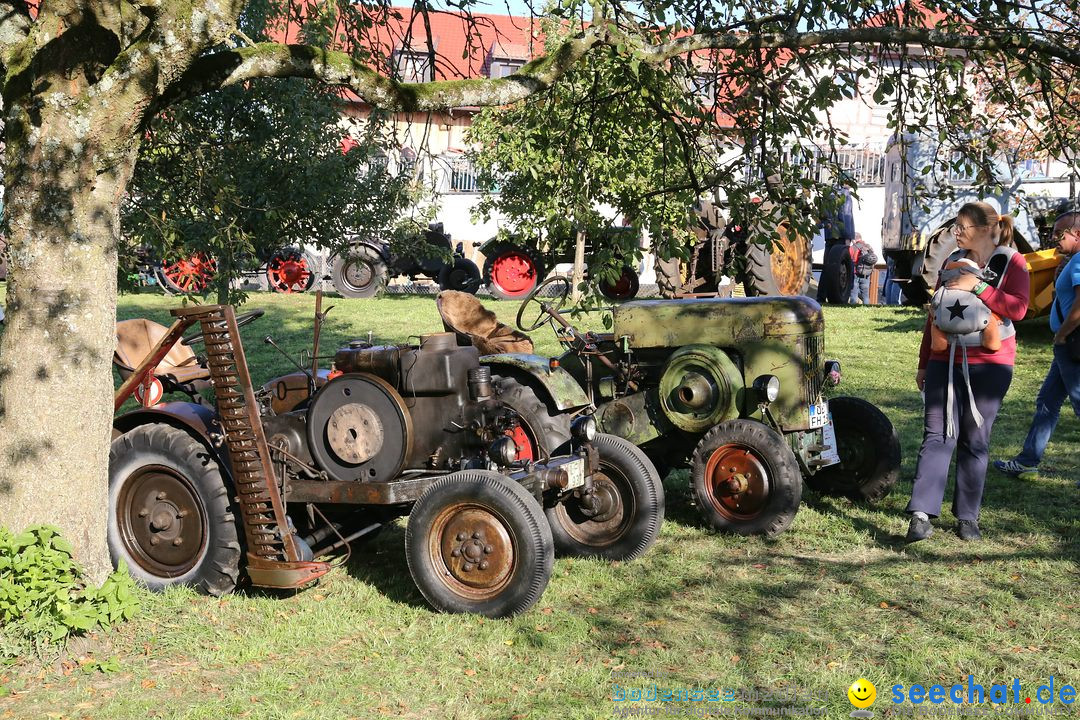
[613,296,824,349]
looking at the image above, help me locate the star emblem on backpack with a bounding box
[947,299,968,320]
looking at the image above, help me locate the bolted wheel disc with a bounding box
[702,444,771,520]
[115,465,208,578]
[430,504,515,597]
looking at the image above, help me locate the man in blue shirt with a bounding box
[995,211,1080,481]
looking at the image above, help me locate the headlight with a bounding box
[571,414,597,443]
[824,360,842,386]
[490,436,519,466]
[754,375,781,403]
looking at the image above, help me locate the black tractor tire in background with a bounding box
[803,396,901,504]
[819,243,855,303]
[491,375,572,458]
[438,257,483,294]
[741,223,813,297]
[331,244,388,298]
[405,470,554,618]
[654,254,684,298]
[691,419,802,537]
[483,243,547,300]
[108,424,242,596]
[545,433,665,561]
[597,266,640,302]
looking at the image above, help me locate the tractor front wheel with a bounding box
[331,245,387,298]
[405,471,553,618]
[483,244,545,300]
[691,419,802,536]
[108,424,241,595]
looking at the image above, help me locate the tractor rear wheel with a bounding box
[483,243,546,300]
[691,419,802,536]
[108,424,241,595]
[405,470,553,618]
[331,245,387,298]
[598,266,640,301]
[266,247,316,294]
[742,222,812,297]
[157,252,216,295]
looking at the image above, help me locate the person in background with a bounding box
[849,233,878,304]
[905,201,1030,543]
[994,211,1080,483]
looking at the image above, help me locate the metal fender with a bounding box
[112,402,228,467]
[481,354,592,411]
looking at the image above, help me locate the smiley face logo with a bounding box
[848,678,877,709]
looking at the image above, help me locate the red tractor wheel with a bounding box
[483,244,545,300]
[598,266,640,301]
[266,248,315,294]
[158,252,216,295]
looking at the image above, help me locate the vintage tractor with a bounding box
[331,222,481,298]
[110,299,663,617]
[439,281,900,537]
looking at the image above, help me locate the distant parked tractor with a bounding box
[479,227,642,302]
[654,199,813,299]
[110,298,663,617]
[331,222,481,298]
[440,280,900,537]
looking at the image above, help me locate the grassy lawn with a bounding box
[2,291,1078,720]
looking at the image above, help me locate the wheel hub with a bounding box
[702,445,770,519]
[577,477,621,523]
[492,253,536,295]
[345,260,374,288]
[435,506,514,593]
[117,467,206,576]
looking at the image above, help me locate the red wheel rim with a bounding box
[490,252,538,297]
[603,269,634,298]
[267,254,311,293]
[506,424,535,462]
[162,253,216,293]
[702,443,771,520]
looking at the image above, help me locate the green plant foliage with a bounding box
[0,526,140,649]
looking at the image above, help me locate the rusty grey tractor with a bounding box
[439,279,900,537]
[109,299,663,618]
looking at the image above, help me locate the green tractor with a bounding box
[439,279,900,536]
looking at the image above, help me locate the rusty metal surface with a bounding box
[287,475,436,505]
[261,369,330,416]
[113,316,198,411]
[596,389,670,447]
[246,559,332,589]
[768,224,813,297]
[177,305,327,585]
[480,354,591,410]
[612,296,823,349]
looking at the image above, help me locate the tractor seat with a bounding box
[114,318,211,385]
[436,291,535,355]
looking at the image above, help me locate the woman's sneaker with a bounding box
[993,459,1038,481]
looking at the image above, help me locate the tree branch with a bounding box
[163,30,602,112]
[634,26,1080,69]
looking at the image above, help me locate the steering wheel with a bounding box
[182,308,266,346]
[516,276,573,332]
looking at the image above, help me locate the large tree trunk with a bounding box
[0,108,137,583]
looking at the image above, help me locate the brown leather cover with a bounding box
[114,318,209,382]
[436,291,534,355]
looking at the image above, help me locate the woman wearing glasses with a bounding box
[906,201,1031,542]
[994,211,1080,483]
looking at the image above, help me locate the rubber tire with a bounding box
[405,470,554,618]
[741,225,812,297]
[803,396,901,504]
[820,243,855,304]
[492,375,572,457]
[598,266,640,301]
[691,419,802,537]
[545,433,665,561]
[654,253,683,298]
[483,243,546,301]
[266,247,317,294]
[108,424,242,596]
[331,245,388,298]
[438,257,483,294]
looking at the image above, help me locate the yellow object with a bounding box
[848,678,877,709]
[1024,249,1060,319]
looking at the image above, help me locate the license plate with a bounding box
[808,401,829,429]
[819,414,841,467]
[564,458,585,489]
